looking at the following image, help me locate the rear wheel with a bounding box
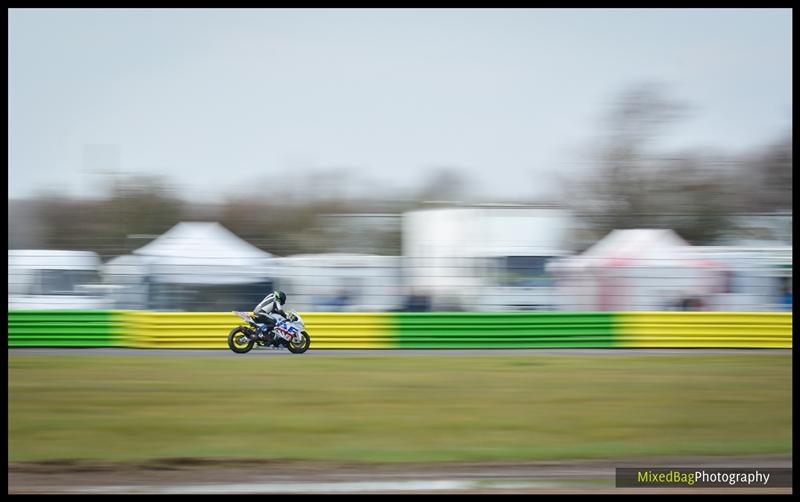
[287,331,310,354]
[228,326,255,354]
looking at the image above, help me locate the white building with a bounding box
[271,253,403,312]
[402,205,575,311]
[687,245,792,311]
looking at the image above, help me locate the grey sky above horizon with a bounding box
[9,8,792,203]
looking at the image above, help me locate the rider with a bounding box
[251,290,290,344]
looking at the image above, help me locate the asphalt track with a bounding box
[9,455,792,494]
[8,348,792,357]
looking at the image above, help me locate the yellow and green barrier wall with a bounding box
[7,311,791,349]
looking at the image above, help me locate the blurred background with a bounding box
[8,8,792,314]
[8,10,793,494]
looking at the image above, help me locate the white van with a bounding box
[8,250,113,309]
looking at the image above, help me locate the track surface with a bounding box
[9,455,792,494]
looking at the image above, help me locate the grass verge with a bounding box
[9,353,792,463]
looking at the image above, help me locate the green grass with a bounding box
[8,354,792,463]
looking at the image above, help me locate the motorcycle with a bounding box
[227,310,311,354]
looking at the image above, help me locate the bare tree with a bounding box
[415,167,470,203]
[739,133,792,212]
[565,83,743,245]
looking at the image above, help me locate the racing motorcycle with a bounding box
[227,310,311,354]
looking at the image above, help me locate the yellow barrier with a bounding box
[617,312,792,348]
[121,312,396,349]
[123,312,236,348]
[300,313,395,349]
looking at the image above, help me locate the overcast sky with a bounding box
[8,8,792,202]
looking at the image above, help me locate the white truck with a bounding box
[402,206,575,311]
[8,250,114,310]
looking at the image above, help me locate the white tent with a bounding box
[126,222,276,285]
[547,229,723,311]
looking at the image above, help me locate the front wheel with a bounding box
[287,331,310,354]
[228,326,255,354]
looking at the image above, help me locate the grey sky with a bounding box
[8,8,792,202]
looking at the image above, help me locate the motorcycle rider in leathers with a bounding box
[250,290,290,344]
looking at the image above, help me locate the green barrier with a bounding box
[394,312,618,348]
[8,310,122,347]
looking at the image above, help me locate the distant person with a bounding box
[250,290,290,343]
[332,289,352,311]
[405,292,431,312]
[678,297,705,311]
[781,285,792,311]
[720,270,735,294]
[316,290,351,311]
